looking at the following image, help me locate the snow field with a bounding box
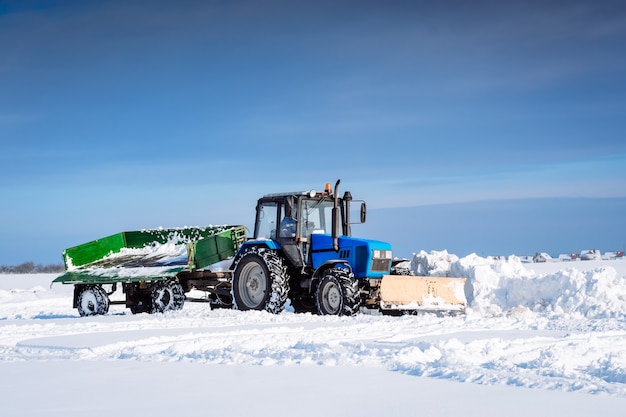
[2,253,626,416]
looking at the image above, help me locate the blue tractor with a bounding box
[230,180,394,316]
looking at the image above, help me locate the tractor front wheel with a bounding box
[315,268,361,316]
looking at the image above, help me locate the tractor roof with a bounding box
[262,191,309,198]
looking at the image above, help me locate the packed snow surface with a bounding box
[2,252,626,416]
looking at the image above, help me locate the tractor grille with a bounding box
[371,258,391,273]
[371,249,392,273]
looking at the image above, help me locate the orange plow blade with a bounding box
[379,275,467,313]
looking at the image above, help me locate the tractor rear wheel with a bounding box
[315,268,361,316]
[232,247,290,314]
[77,285,110,317]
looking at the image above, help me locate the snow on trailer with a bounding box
[53,226,247,316]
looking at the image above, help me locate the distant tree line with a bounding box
[0,262,65,274]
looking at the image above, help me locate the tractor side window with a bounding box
[279,216,296,238]
[279,202,297,238]
[256,202,278,240]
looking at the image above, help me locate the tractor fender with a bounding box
[310,259,353,289]
[229,240,282,270]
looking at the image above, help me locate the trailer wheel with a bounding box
[150,281,185,313]
[232,247,290,314]
[316,268,361,316]
[77,285,110,317]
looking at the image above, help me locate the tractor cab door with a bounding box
[254,197,305,268]
[277,197,305,268]
[299,197,335,263]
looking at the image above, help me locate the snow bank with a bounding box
[412,250,626,318]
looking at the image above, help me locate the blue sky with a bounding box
[1,0,625,264]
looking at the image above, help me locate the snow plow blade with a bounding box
[379,275,467,314]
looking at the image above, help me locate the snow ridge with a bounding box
[413,250,626,319]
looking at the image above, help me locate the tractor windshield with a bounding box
[300,198,338,237]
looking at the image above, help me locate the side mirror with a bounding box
[360,202,366,223]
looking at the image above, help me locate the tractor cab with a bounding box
[253,183,365,270]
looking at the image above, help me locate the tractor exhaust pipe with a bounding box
[332,179,340,251]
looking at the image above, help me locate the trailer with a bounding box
[53,225,247,315]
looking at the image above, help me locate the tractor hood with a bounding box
[310,234,393,278]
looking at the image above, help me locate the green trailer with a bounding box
[53,225,247,316]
